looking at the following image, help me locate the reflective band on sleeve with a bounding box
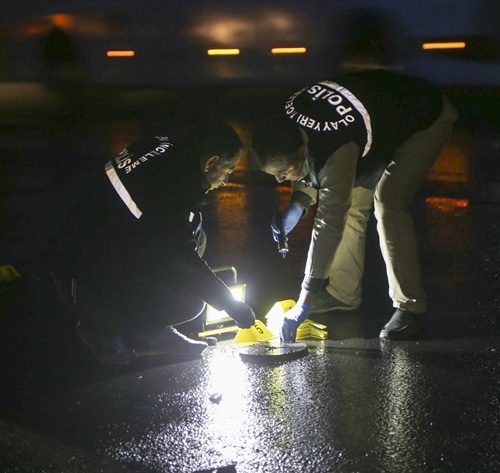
[319,80,373,157]
[105,161,143,219]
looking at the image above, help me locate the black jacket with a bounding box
[48,135,235,311]
[288,69,443,189]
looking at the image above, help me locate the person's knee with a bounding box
[150,298,206,330]
[174,298,206,324]
[347,203,372,225]
[347,187,374,227]
[373,198,406,221]
[187,299,207,318]
[374,180,413,214]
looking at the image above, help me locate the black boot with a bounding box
[379,309,426,340]
[132,326,208,356]
[76,316,137,365]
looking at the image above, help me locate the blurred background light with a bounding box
[106,50,135,57]
[425,197,469,212]
[207,48,240,56]
[422,41,467,50]
[271,47,306,54]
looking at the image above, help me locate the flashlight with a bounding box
[275,213,289,258]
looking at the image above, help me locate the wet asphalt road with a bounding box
[1,83,499,472]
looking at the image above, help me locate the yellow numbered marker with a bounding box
[265,299,329,340]
[0,264,22,282]
[234,320,277,345]
[264,299,296,337]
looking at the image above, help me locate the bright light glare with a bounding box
[422,42,466,50]
[206,285,245,323]
[265,299,295,336]
[271,47,307,54]
[205,350,256,453]
[107,50,135,57]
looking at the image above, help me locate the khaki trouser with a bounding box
[326,96,459,313]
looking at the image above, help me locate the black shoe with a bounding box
[133,326,208,357]
[76,318,137,365]
[310,291,360,314]
[379,309,426,340]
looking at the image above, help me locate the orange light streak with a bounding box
[207,48,240,56]
[106,50,135,57]
[422,42,466,50]
[425,197,469,212]
[271,47,307,54]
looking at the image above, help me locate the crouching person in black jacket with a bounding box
[47,121,255,364]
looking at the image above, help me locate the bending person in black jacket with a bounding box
[251,70,458,342]
[47,121,255,364]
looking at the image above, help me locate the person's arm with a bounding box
[280,142,360,341]
[271,184,316,242]
[140,203,256,327]
[299,141,360,303]
[291,182,318,208]
[120,142,256,327]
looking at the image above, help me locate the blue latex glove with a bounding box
[281,302,312,342]
[271,202,303,243]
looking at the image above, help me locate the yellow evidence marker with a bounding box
[233,319,276,345]
[0,264,22,283]
[265,299,328,340]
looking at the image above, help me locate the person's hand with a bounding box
[281,302,312,342]
[271,202,302,242]
[224,301,256,329]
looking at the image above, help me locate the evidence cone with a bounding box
[265,299,296,336]
[265,300,329,340]
[296,319,328,340]
[0,264,21,282]
[234,320,276,345]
